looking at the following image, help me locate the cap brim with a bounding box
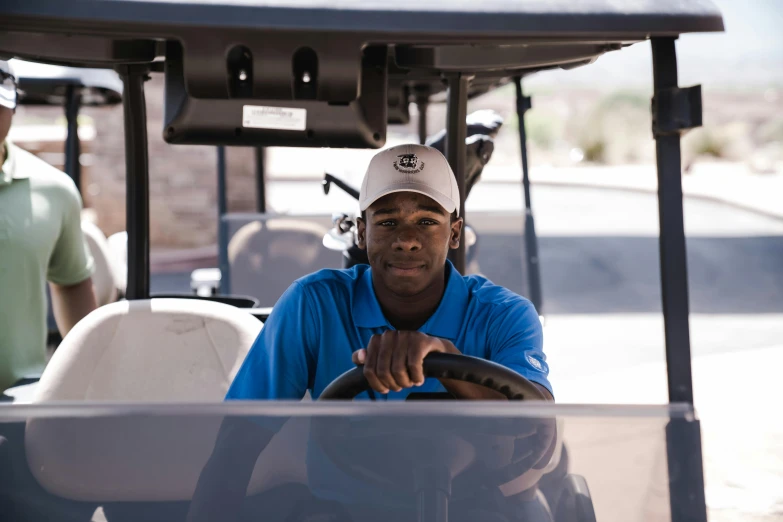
[360,182,458,216]
[0,84,16,110]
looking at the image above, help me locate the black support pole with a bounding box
[651,37,707,522]
[217,146,230,294]
[217,147,228,218]
[514,77,544,316]
[64,84,82,193]
[652,38,696,406]
[117,65,151,301]
[416,97,429,145]
[445,74,469,274]
[255,146,267,213]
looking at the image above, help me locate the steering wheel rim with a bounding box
[319,352,546,401]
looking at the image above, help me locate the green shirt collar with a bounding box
[0,141,29,187]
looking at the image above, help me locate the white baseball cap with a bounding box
[0,60,17,110]
[359,144,461,216]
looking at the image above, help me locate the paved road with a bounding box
[191,181,783,314]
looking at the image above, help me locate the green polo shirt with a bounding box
[0,141,94,392]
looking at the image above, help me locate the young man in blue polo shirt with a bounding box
[189,144,555,522]
[227,143,552,402]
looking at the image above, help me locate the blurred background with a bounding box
[9,0,782,520]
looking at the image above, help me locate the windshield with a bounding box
[0,402,694,522]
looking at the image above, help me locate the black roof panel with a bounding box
[0,0,724,40]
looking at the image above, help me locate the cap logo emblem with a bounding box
[393,153,425,174]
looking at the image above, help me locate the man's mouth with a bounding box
[387,262,426,275]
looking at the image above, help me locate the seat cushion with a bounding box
[23,299,289,502]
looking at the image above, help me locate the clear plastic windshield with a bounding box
[0,402,699,522]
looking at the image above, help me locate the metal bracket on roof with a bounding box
[652,84,702,137]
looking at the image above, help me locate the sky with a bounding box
[527,0,783,90]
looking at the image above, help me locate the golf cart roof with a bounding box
[0,0,724,51]
[12,60,123,106]
[0,0,724,147]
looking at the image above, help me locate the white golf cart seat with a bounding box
[106,230,128,296]
[23,298,311,502]
[80,221,121,307]
[227,217,341,305]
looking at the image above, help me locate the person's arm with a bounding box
[488,299,557,470]
[47,176,96,335]
[187,418,275,522]
[488,299,553,401]
[225,281,315,401]
[49,278,97,337]
[188,282,316,522]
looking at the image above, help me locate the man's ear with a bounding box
[356,216,367,250]
[449,217,463,250]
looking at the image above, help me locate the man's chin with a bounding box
[382,274,429,297]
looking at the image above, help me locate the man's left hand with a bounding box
[352,331,456,394]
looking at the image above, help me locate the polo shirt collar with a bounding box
[352,260,469,341]
[0,141,27,187]
[352,267,391,329]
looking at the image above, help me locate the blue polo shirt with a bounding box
[227,261,550,401]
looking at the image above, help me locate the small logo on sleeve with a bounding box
[526,355,544,372]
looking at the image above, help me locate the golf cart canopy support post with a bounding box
[255,147,267,213]
[514,77,544,316]
[217,146,230,294]
[118,64,151,300]
[416,96,429,146]
[651,37,707,522]
[63,85,82,192]
[652,37,698,406]
[445,73,469,275]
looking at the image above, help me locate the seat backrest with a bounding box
[106,230,128,295]
[227,217,342,305]
[24,298,297,502]
[31,298,261,402]
[81,221,119,306]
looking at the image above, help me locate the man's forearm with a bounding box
[49,278,97,337]
[187,418,275,522]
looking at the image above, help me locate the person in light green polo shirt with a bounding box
[0,60,97,393]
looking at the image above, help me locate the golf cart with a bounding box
[0,1,723,521]
[12,60,127,345]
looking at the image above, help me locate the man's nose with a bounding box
[392,227,421,251]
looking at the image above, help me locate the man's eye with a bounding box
[420,219,438,225]
[378,220,396,226]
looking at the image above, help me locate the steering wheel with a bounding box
[319,352,546,401]
[312,353,553,519]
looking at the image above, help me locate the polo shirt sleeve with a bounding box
[226,281,316,400]
[488,299,552,396]
[47,179,94,286]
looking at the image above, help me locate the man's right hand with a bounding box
[352,330,452,394]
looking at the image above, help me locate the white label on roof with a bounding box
[242,105,307,131]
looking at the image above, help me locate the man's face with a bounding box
[357,192,463,296]
[0,107,12,145]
